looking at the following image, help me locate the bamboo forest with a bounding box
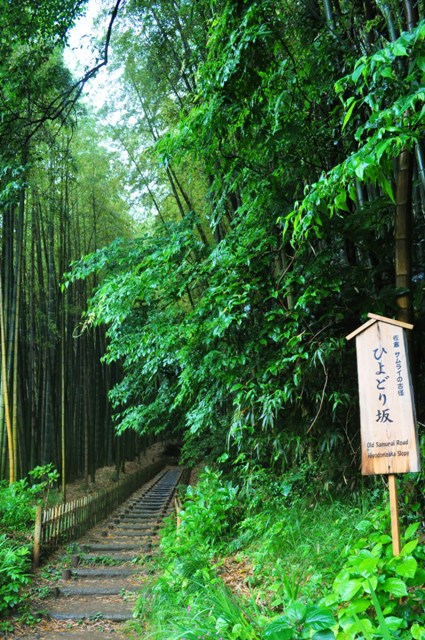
[1,0,425,638]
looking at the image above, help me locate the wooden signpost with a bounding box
[347,313,421,555]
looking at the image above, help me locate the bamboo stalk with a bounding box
[0,276,15,484]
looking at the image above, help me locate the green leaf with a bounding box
[381,175,395,203]
[351,62,365,83]
[286,601,306,624]
[263,617,293,640]
[384,616,404,631]
[305,606,336,630]
[363,574,377,592]
[381,578,408,597]
[312,631,335,640]
[400,538,419,556]
[347,618,374,637]
[342,98,360,130]
[358,556,379,576]
[404,523,420,539]
[392,41,408,56]
[342,597,371,616]
[395,556,417,579]
[334,190,350,212]
[378,66,394,79]
[411,623,425,639]
[335,578,363,601]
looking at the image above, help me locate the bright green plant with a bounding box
[161,468,240,559]
[29,464,59,509]
[324,512,425,639]
[0,464,60,536]
[0,535,31,625]
[0,479,36,535]
[263,603,336,640]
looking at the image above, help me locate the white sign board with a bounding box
[347,314,420,476]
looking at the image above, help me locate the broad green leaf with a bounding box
[363,575,377,592]
[404,523,420,539]
[395,556,417,579]
[400,538,419,556]
[347,618,374,636]
[358,556,379,576]
[305,606,336,630]
[334,190,350,211]
[384,616,404,631]
[411,623,425,639]
[378,66,394,79]
[286,601,306,623]
[312,631,335,640]
[263,617,293,640]
[343,597,371,616]
[392,41,408,56]
[351,62,365,83]
[336,578,363,601]
[381,578,408,597]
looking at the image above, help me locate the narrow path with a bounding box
[9,467,184,639]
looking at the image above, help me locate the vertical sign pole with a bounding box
[388,474,401,555]
[33,504,42,568]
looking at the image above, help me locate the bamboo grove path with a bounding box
[9,467,185,640]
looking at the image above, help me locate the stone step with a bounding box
[117,513,162,520]
[113,514,160,521]
[55,583,139,597]
[80,552,151,563]
[99,530,151,538]
[45,597,134,622]
[87,543,145,552]
[72,567,137,578]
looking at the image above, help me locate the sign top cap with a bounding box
[346,313,414,341]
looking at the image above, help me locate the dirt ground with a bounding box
[63,442,169,503]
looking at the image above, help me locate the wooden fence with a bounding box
[33,460,166,566]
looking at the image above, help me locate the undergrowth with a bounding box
[0,464,59,631]
[132,467,425,640]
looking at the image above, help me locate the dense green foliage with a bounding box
[0,466,59,627]
[132,470,425,640]
[66,0,425,491]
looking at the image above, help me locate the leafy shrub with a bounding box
[324,511,425,639]
[0,479,36,535]
[162,468,240,558]
[28,463,59,509]
[0,464,60,538]
[0,465,58,627]
[0,534,31,622]
[263,603,336,640]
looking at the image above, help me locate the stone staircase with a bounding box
[15,467,185,639]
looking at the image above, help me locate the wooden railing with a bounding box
[33,460,166,566]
